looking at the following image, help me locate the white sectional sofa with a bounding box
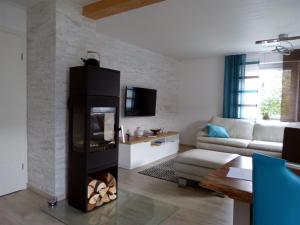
[174,116,300,183]
[196,116,300,157]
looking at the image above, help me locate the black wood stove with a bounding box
[68,65,120,212]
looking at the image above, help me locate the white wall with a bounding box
[0,0,26,34]
[177,56,224,145]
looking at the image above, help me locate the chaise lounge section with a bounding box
[174,149,238,182]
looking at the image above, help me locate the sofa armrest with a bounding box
[198,130,207,137]
[197,123,208,138]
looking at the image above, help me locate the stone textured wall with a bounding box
[27,0,56,197]
[28,0,179,198]
[55,0,179,197]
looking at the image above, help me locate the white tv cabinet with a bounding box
[118,132,179,169]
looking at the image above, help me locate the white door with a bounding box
[0,30,27,196]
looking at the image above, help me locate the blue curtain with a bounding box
[223,54,246,118]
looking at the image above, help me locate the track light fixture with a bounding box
[256,34,300,55]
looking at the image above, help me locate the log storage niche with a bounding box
[87,173,117,210]
[68,65,120,212]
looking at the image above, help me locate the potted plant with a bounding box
[262,112,270,120]
[260,97,281,120]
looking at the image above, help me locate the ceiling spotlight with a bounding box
[256,34,300,55]
[256,34,300,45]
[261,40,280,47]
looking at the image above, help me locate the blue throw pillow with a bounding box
[207,124,229,138]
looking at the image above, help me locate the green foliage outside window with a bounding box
[260,91,281,120]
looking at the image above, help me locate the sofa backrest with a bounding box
[253,122,300,143]
[210,117,254,140]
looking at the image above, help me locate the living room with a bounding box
[0,0,300,224]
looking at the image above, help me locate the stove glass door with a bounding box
[89,107,116,152]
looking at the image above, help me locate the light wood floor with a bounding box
[0,145,233,225]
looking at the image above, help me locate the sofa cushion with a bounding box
[207,124,229,138]
[248,140,283,152]
[253,122,300,143]
[210,116,254,140]
[196,142,282,157]
[197,142,248,156]
[246,148,282,158]
[253,124,285,142]
[174,149,239,169]
[197,136,250,148]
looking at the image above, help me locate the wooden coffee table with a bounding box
[200,155,300,225]
[200,156,252,225]
[201,156,252,202]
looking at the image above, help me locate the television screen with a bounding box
[125,86,157,116]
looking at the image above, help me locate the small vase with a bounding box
[135,127,144,137]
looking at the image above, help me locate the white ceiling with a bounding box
[93,0,300,60]
[14,0,300,59]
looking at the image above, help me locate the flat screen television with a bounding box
[125,86,157,117]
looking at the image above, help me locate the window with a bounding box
[239,62,284,120]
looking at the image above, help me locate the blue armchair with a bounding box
[252,153,300,225]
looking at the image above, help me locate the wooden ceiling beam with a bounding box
[83,0,165,20]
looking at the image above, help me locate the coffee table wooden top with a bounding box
[200,156,253,203]
[200,155,300,204]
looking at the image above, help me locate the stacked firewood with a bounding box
[87,173,117,211]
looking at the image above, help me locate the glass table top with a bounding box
[42,189,177,225]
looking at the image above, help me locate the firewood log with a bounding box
[96,197,104,207]
[108,193,117,200]
[101,193,110,203]
[88,179,98,189]
[87,193,100,211]
[108,185,117,194]
[106,173,116,187]
[96,181,107,192]
[99,187,109,197]
[98,173,116,187]
[95,181,106,196]
[87,185,94,199]
[106,173,117,196]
